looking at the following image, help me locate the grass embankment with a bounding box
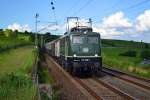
[0,46,36,100]
[38,64,60,100]
[37,48,60,100]
[102,47,150,78]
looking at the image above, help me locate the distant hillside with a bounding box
[44,34,150,49]
[1,29,149,49]
[101,39,150,48]
[0,29,61,52]
[0,30,34,51]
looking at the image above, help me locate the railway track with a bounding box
[46,54,150,100]
[74,78,103,100]
[92,78,135,100]
[102,66,150,91]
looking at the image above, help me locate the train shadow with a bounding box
[72,71,106,79]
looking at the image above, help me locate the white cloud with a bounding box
[7,23,31,32]
[102,12,132,29]
[93,26,125,38]
[49,19,91,34]
[8,23,21,31]
[50,10,149,42]
[52,15,132,38]
[22,24,31,32]
[54,11,149,42]
[91,12,133,38]
[135,10,150,32]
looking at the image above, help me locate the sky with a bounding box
[0,0,150,43]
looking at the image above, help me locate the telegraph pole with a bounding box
[89,18,92,28]
[35,13,39,48]
[34,13,41,100]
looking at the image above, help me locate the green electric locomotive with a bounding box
[46,18,102,75]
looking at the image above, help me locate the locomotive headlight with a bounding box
[84,31,87,34]
[95,54,98,57]
[73,54,76,57]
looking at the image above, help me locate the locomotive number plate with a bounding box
[83,48,89,53]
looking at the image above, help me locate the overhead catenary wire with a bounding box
[60,0,95,32]
[122,0,150,11]
[35,0,58,34]
[63,0,84,18]
[72,0,95,16]
[91,0,150,24]
[38,23,57,33]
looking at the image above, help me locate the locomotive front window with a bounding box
[87,36,99,43]
[72,36,84,44]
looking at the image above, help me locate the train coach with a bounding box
[46,18,102,75]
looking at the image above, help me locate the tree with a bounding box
[4,29,17,37]
[144,43,149,49]
[140,50,150,59]
[0,29,3,32]
[45,32,51,36]
[0,29,4,36]
[25,31,29,34]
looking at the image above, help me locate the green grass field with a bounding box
[101,39,149,48]
[102,47,150,78]
[0,46,36,75]
[0,46,36,100]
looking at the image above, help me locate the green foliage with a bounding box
[37,58,54,84]
[0,46,36,75]
[0,73,32,89]
[0,46,37,100]
[38,48,60,100]
[144,43,150,49]
[101,39,149,48]
[140,50,150,59]
[0,73,36,100]
[44,34,60,43]
[0,30,4,36]
[51,90,60,100]
[4,29,17,37]
[0,30,33,52]
[101,39,115,47]
[0,29,60,52]
[102,48,150,78]
[40,92,50,100]
[37,64,47,83]
[120,50,137,57]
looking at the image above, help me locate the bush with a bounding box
[0,73,35,100]
[144,43,149,49]
[140,50,150,59]
[119,50,137,57]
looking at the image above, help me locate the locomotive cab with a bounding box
[67,26,102,74]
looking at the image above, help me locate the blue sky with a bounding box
[0,0,150,42]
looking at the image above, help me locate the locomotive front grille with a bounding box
[67,56,101,62]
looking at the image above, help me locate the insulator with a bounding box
[89,18,92,22]
[51,2,53,5]
[52,6,55,10]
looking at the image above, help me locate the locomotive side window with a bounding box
[72,36,84,44]
[87,36,99,44]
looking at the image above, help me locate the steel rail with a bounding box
[103,67,150,90]
[93,78,136,100]
[103,65,150,83]
[74,78,103,100]
[46,54,103,100]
